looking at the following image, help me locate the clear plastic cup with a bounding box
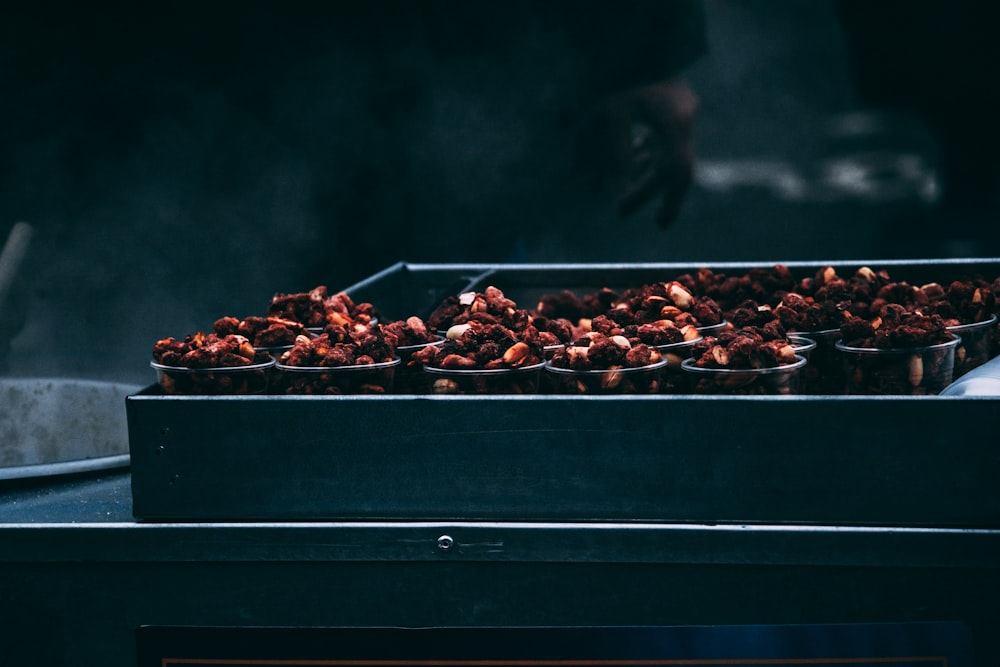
[150,359,275,395]
[543,343,568,360]
[680,355,807,395]
[783,333,820,394]
[791,328,843,394]
[274,358,400,395]
[393,337,446,394]
[543,358,668,395]
[655,336,702,394]
[423,362,545,395]
[835,335,960,395]
[948,314,998,379]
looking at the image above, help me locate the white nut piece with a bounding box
[611,335,632,350]
[502,341,531,365]
[600,369,623,390]
[446,323,472,340]
[681,325,700,341]
[666,282,693,309]
[856,266,876,282]
[711,345,729,366]
[432,378,460,394]
[908,354,924,387]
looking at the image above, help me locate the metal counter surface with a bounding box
[3,468,1000,667]
[2,469,1000,567]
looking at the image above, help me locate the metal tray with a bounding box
[1,378,139,482]
[126,260,1000,524]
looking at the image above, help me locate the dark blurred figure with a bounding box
[301,1,707,279]
[837,0,1000,256]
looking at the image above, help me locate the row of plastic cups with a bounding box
[540,334,816,396]
[153,325,981,396]
[786,314,996,394]
[152,331,815,396]
[152,352,808,396]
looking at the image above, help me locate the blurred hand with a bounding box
[601,78,700,227]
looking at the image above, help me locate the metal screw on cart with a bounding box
[437,535,454,551]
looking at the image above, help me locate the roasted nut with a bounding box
[611,335,632,350]
[502,341,531,366]
[667,282,694,309]
[908,354,923,387]
[600,369,624,390]
[447,323,472,340]
[432,378,460,394]
[710,345,729,366]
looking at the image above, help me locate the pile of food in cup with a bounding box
[148,265,1000,395]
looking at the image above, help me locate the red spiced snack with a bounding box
[544,332,665,394]
[609,281,724,329]
[413,320,545,394]
[689,327,798,370]
[275,324,398,395]
[534,288,619,322]
[213,315,309,351]
[151,332,273,394]
[426,286,531,333]
[267,286,378,329]
[839,306,953,349]
[682,326,804,395]
[379,316,444,393]
[918,279,997,378]
[836,307,960,395]
[678,264,797,312]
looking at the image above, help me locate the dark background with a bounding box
[2,0,998,384]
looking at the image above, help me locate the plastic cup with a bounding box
[423,362,544,395]
[543,343,568,360]
[274,358,400,395]
[150,359,275,395]
[680,355,807,395]
[784,334,820,394]
[948,314,998,380]
[393,337,446,394]
[791,328,843,394]
[655,336,702,394]
[543,358,667,395]
[834,335,960,395]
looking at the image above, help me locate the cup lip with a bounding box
[696,320,730,334]
[275,357,401,372]
[680,354,807,374]
[543,357,669,376]
[306,318,379,335]
[946,313,998,332]
[423,361,546,375]
[787,334,818,353]
[834,334,961,354]
[395,335,445,352]
[789,326,841,338]
[151,359,276,373]
[653,335,703,351]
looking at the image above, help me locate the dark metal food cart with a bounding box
[2,261,998,667]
